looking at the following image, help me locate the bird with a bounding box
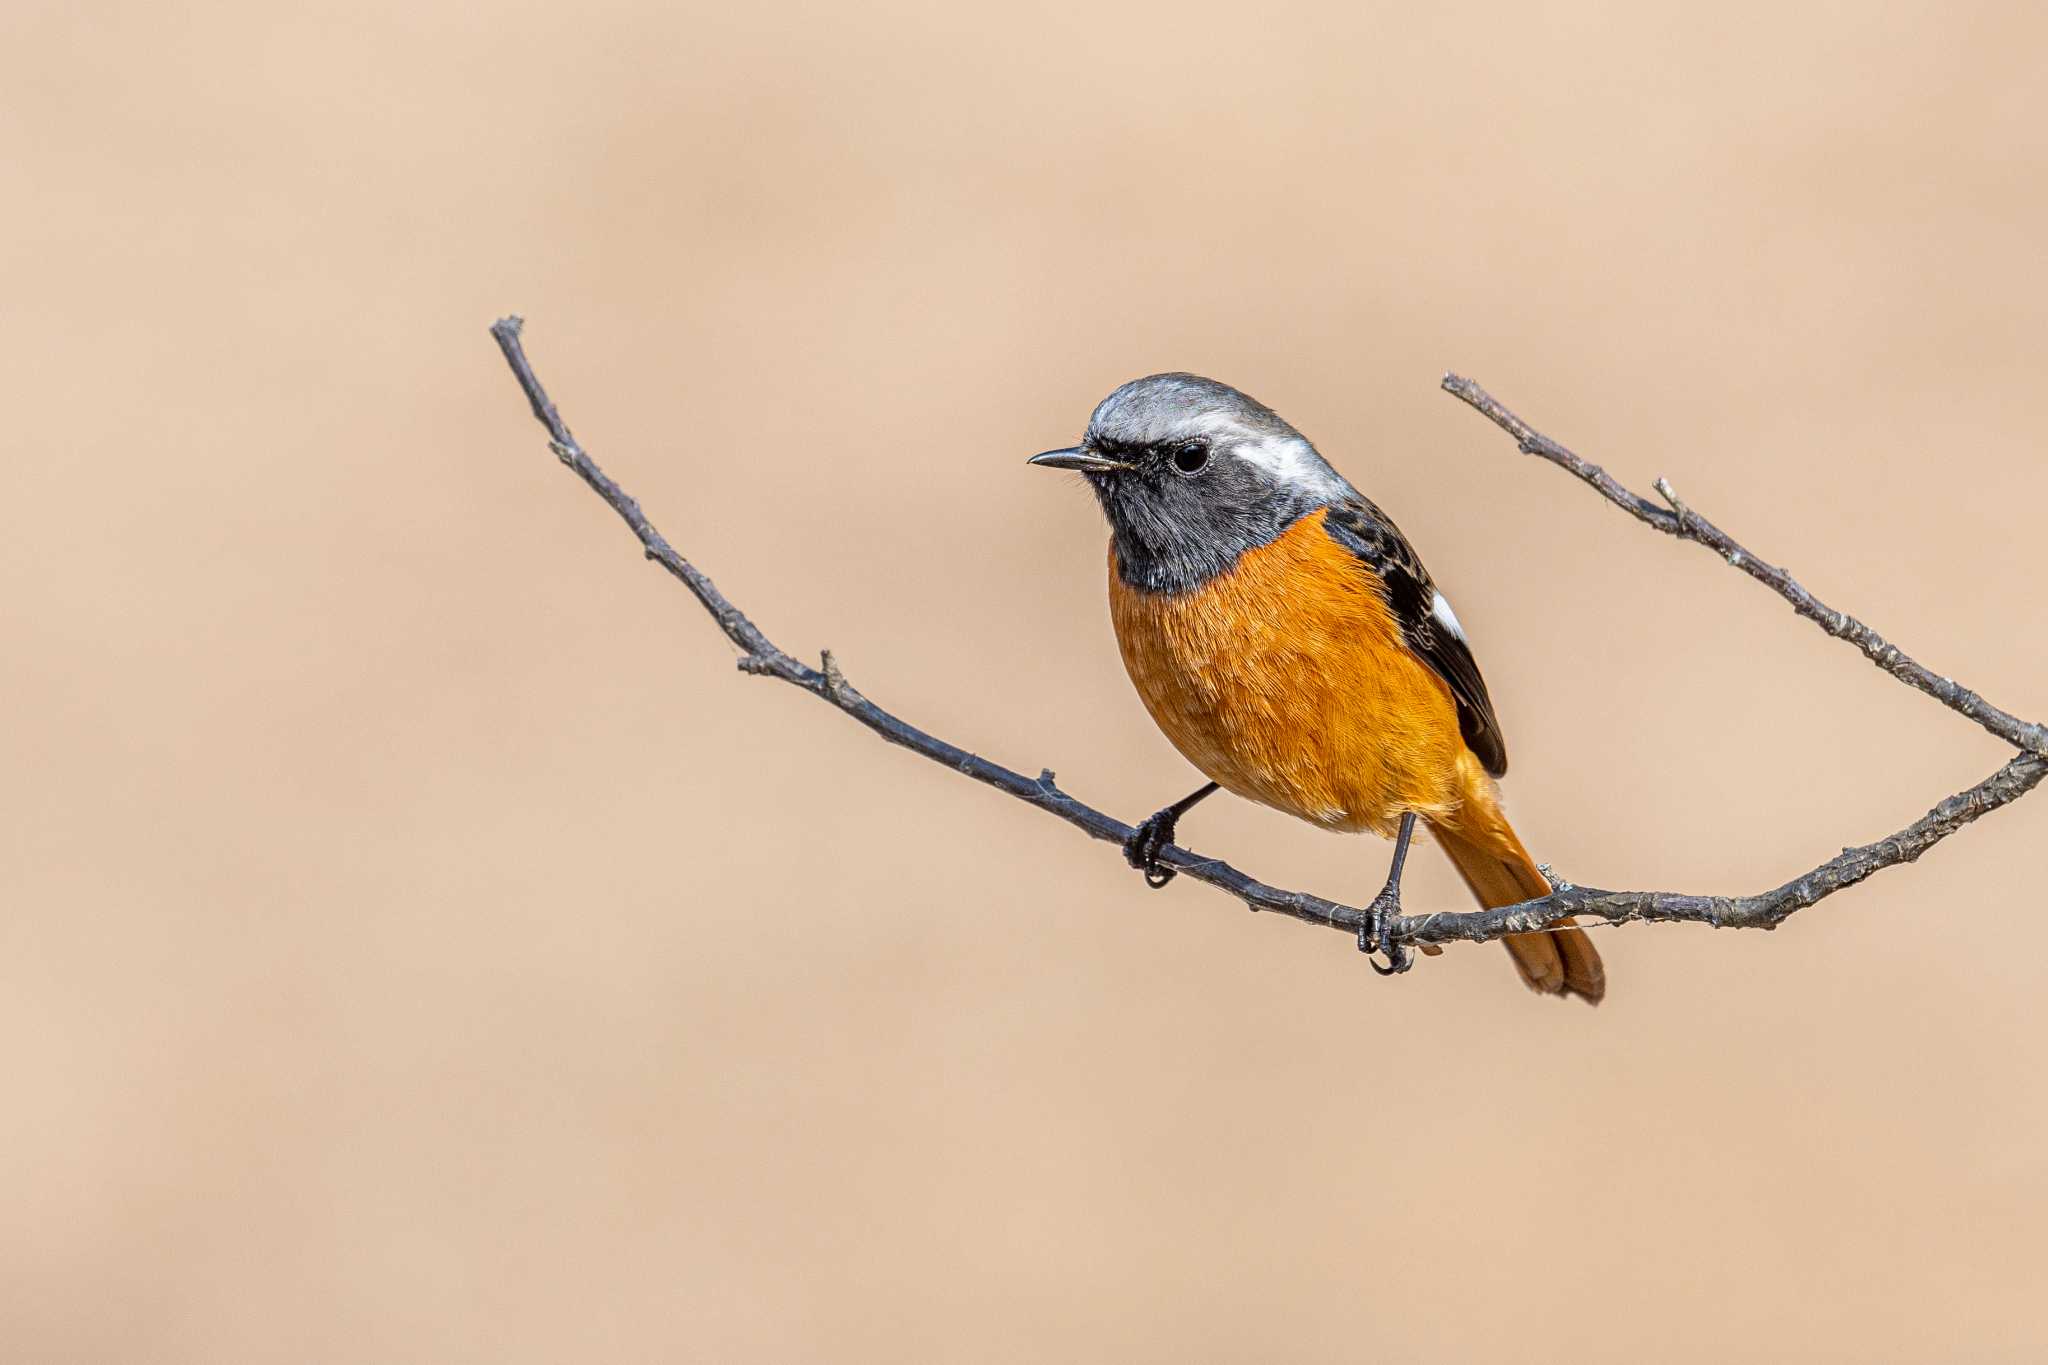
[1029,373,1604,1003]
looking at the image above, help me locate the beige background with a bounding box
[7,2,2046,1360]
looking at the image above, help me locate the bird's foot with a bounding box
[1123,809,1182,888]
[1357,886,1413,976]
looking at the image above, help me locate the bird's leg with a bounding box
[1359,812,1417,976]
[1122,782,1220,888]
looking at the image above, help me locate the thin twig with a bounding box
[1441,374,2048,758]
[490,317,2042,956]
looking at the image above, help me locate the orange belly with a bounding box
[1108,507,1471,836]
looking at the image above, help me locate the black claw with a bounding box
[1372,952,1411,976]
[1359,895,1413,975]
[1123,784,1219,892]
[1358,812,1417,976]
[1123,812,1180,888]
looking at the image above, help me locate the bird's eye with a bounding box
[1171,440,1211,475]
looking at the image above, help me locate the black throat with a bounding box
[1098,475,1334,595]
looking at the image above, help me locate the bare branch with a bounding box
[1390,752,2044,944]
[1441,375,2048,758]
[488,316,1377,943]
[490,317,2043,959]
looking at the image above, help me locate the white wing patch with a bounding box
[1430,590,1467,643]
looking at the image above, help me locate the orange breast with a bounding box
[1108,507,1469,835]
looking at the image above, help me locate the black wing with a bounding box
[1323,498,1509,777]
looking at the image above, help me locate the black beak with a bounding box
[1028,447,1131,473]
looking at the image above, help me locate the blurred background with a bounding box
[7,2,2046,1359]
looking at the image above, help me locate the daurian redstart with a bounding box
[1031,374,1603,1003]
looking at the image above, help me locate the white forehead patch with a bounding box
[1430,590,1466,643]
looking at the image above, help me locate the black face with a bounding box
[1078,434,1325,592]
[1030,373,1353,594]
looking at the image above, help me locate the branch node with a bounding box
[1652,476,1696,533]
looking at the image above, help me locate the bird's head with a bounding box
[1029,373,1352,593]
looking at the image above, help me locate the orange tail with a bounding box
[1428,808,1605,1005]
